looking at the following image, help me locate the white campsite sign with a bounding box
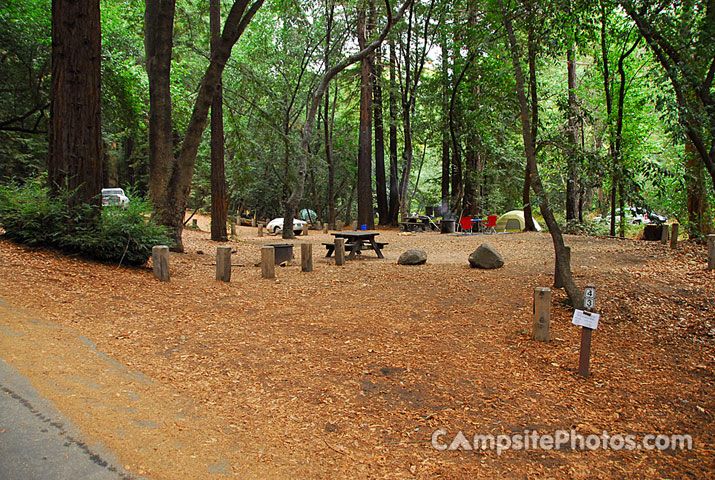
[572,309,600,330]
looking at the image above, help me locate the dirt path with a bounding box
[0,225,713,478]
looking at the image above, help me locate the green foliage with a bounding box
[0,180,171,266]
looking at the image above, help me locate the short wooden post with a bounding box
[578,284,597,378]
[334,238,346,266]
[708,235,715,270]
[660,224,669,244]
[251,216,257,227]
[553,246,571,289]
[216,246,232,282]
[303,225,309,236]
[323,223,329,234]
[301,243,313,272]
[258,225,264,237]
[261,246,275,279]
[152,245,170,282]
[532,287,551,342]
[230,218,237,240]
[670,223,679,249]
[191,218,198,229]
[578,328,593,378]
[351,220,358,230]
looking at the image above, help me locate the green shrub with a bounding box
[0,180,171,266]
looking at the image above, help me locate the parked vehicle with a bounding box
[101,188,129,207]
[266,217,307,235]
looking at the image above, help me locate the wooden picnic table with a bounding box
[324,231,387,259]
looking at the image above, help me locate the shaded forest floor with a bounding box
[0,217,713,479]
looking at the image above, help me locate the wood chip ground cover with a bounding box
[0,219,713,479]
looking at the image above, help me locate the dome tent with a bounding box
[495,210,542,232]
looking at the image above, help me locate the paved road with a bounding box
[0,359,135,480]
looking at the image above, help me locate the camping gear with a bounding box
[495,210,542,232]
[484,215,498,234]
[266,243,294,264]
[459,216,473,233]
[440,219,456,234]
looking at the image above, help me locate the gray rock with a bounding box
[397,249,427,265]
[468,243,504,269]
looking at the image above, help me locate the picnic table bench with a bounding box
[323,231,387,259]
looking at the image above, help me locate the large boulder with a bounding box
[398,249,427,265]
[468,243,504,269]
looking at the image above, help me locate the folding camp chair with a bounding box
[484,214,497,234]
[459,216,473,233]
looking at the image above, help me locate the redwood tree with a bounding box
[49,0,103,207]
[210,0,228,242]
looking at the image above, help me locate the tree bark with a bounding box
[210,0,228,241]
[387,38,400,224]
[440,27,450,216]
[566,39,580,221]
[374,46,389,225]
[324,2,336,229]
[49,0,103,209]
[356,4,375,229]
[145,0,264,251]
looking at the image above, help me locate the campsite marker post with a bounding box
[574,284,598,378]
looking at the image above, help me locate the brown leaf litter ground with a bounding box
[0,217,713,479]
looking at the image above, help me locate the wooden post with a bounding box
[251,216,257,227]
[335,238,346,266]
[351,220,358,230]
[578,284,596,378]
[578,328,593,378]
[532,287,551,342]
[708,235,715,270]
[152,245,170,282]
[323,223,329,234]
[230,218,237,240]
[670,223,679,249]
[554,246,571,289]
[216,246,232,282]
[261,246,275,279]
[258,225,264,237]
[303,225,309,236]
[301,243,313,272]
[660,224,669,244]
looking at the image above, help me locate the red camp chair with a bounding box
[484,214,497,234]
[459,216,473,233]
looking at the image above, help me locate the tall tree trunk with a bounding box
[565,39,580,221]
[686,141,709,238]
[49,0,103,209]
[374,46,388,225]
[501,0,581,307]
[324,2,336,229]
[145,0,264,251]
[440,29,450,216]
[210,0,228,241]
[523,27,538,231]
[387,38,400,225]
[356,4,374,229]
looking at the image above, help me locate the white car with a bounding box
[101,188,130,207]
[266,217,307,235]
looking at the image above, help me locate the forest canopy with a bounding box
[0,0,713,251]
